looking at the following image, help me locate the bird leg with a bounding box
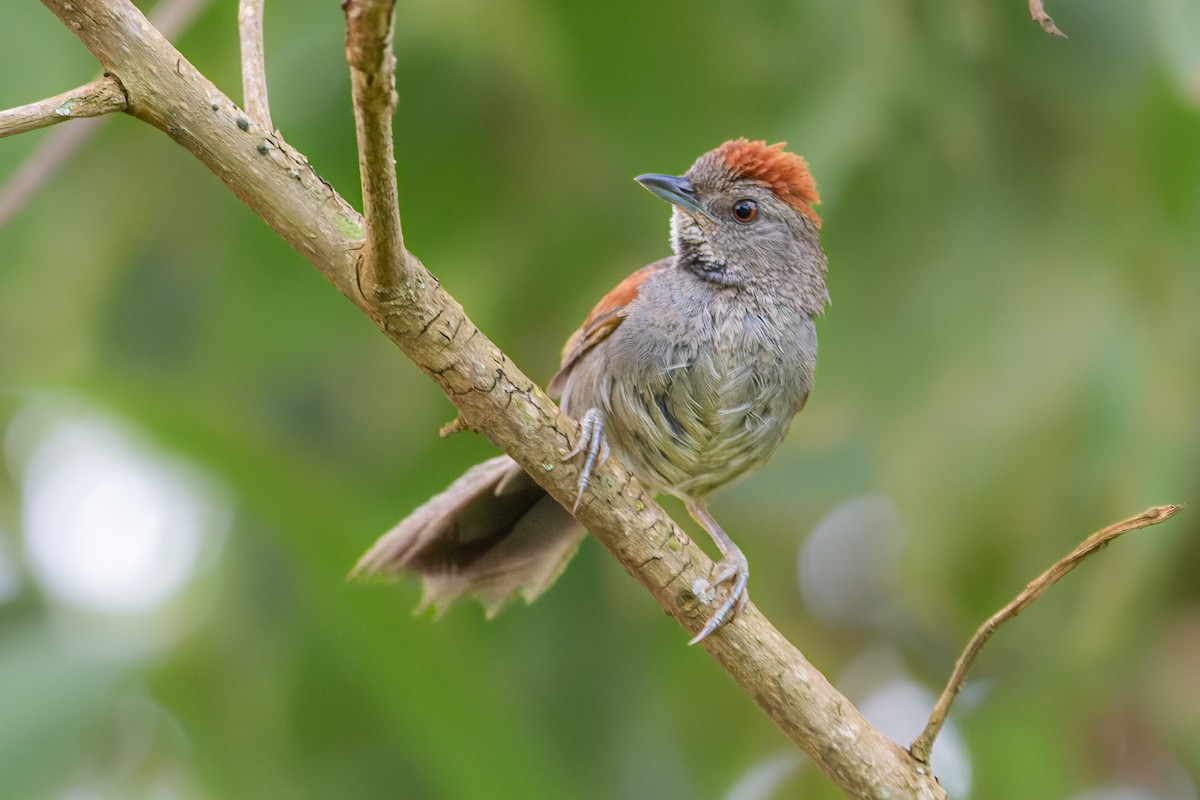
[562,413,748,643]
[562,408,610,512]
[685,502,749,644]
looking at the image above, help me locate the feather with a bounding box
[547,258,668,396]
[717,139,821,227]
[351,455,586,617]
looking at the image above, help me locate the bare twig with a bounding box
[238,0,272,129]
[910,504,1182,762]
[344,0,406,298]
[0,0,210,229]
[0,76,126,138]
[438,416,470,438]
[1029,0,1068,37]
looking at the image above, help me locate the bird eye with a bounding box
[731,199,758,223]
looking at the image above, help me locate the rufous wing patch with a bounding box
[547,259,667,396]
[717,139,821,228]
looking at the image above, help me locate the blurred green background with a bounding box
[2,0,1198,798]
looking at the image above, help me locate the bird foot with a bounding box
[562,408,610,512]
[689,548,749,645]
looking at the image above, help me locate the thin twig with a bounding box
[344,0,406,298]
[910,504,1182,762]
[0,0,210,230]
[0,75,127,138]
[1029,0,1068,37]
[238,0,272,129]
[438,416,470,438]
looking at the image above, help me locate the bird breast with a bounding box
[562,271,817,501]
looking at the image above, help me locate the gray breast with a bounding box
[598,289,816,500]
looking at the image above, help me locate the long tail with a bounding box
[351,455,586,618]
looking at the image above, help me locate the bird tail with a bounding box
[350,455,586,618]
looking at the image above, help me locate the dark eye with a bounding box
[731,199,758,223]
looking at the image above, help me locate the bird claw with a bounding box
[689,548,749,645]
[562,412,748,644]
[562,408,609,512]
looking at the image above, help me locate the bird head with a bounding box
[636,139,828,315]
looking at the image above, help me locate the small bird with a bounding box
[354,139,828,643]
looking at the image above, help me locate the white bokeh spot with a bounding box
[15,408,229,616]
[798,494,907,627]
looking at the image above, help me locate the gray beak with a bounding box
[635,173,716,221]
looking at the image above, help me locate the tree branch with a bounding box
[0,76,127,138]
[238,0,272,129]
[910,504,1182,762]
[344,0,406,298]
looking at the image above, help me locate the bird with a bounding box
[353,139,828,643]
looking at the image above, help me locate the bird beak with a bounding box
[635,174,717,221]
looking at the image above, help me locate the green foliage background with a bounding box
[1,0,1198,798]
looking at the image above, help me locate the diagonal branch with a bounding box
[0,76,127,138]
[238,0,272,129]
[910,504,1182,763]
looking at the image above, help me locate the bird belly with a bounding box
[558,299,816,502]
[605,345,804,500]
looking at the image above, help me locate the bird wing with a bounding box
[546,258,668,396]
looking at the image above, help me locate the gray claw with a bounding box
[562,408,606,512]
[689,549,749,645]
